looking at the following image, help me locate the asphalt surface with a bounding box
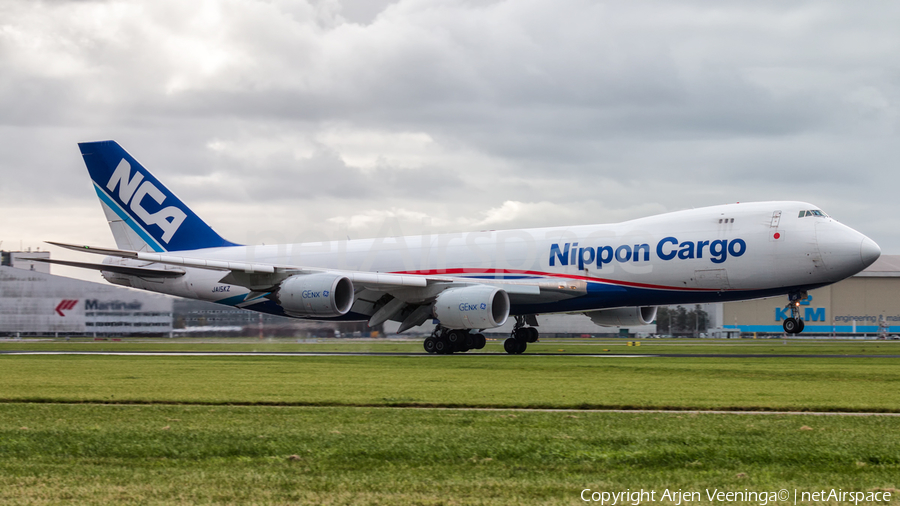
[2,350,899,358]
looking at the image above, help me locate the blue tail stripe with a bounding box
[215,293,250,306]
[80,140,239,252]
[93,184,165,253]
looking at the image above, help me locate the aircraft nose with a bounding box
[860,236,881,269]
[815,221,880,279]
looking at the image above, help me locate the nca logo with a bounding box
[107,159,186,243]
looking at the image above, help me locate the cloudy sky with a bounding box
[1,0,898,281]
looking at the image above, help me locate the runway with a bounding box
[0,397,894,415]
[0,350,650,357]
[2,350,899,358]
[378,406,900,416]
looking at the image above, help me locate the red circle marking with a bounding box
[774,233,781,239]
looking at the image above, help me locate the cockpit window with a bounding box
[798,210,828,218]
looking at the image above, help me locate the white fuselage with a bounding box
[104,201,879,319]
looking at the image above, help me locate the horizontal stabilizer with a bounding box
[47,241,140,257]
[27,257,184,278]
[47,241,277,273]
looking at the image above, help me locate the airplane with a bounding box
[41,140,881,354]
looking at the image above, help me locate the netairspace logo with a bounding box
[580,488,892,505]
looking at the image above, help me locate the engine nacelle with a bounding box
[585,306,658,327]
[275,273,354,317]
[432,285,510,329]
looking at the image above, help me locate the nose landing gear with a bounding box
[782,292,807,335]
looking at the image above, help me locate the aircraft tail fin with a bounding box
[79,140,239,252]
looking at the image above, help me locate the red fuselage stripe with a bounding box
[390,268,724,292]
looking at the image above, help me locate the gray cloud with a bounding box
[0,0,898,279]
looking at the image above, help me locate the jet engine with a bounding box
[275,273,355,317]
[585,306,658,326]
[432,285,510,329]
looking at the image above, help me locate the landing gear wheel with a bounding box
[423,337,437,354]
[474,333,486,350]
[447,329,466,349]
[782,318,800,334]
[464,333,476,350]
[782,291,808,335]
[508,315,538,354]
[434,338,449,354]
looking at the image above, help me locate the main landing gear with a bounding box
[782,292,807,335]
[504,316,539,354]
[423,326,486,354]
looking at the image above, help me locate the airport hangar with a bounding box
[720,255,900,337]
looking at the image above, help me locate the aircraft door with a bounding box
[770,210,782,228]
[693,268,730,289]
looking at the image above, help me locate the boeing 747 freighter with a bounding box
[41,141,881,353]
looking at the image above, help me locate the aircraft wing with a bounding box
[45,241,546,294]
[47,241,435,289]
[46,242,587,331]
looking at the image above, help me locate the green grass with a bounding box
[1,354,899,412]
[0,404,898,505]
[2,343,900,504]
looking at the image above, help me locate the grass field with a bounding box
[1,338,899,504]
[1,353,899,411]
[1,404,899,505]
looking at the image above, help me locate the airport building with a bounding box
[720,255,900,337]
[1,251,173,337]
